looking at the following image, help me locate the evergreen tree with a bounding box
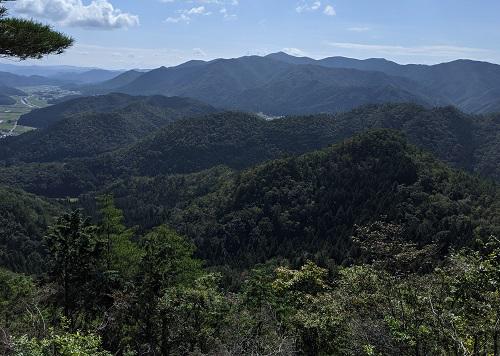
[97,195,142,280]
[137,226,203,353]
[44,210,104,328]
[0,0,73,59]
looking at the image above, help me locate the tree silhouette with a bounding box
[0,0,73,60]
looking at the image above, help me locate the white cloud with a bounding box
[296,1,321,13]
[323,5,336,16]
[187,6,207,15]
[165,14,190,23]
[282,47,307,57]
[325,42,493,58]
[347,26,370,32]
[14,0,139,29]
[220,7,237,20]
[193,47,207,57]
[165,5,211,23]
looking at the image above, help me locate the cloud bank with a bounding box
[15,0,139,29]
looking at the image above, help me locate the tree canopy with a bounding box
[0,0,73,60]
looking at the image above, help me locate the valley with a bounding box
[0,86,78,138]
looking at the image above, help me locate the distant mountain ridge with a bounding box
[4,54,500,114]
[0,71,63,87]
[265,52,500,113]
[111,56,444,114]
[82,53,500,115]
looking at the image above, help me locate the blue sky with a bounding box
[4,0,500,69]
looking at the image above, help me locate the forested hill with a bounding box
[266,52,500,114]
[18,93,216,129]
[0,86,26,105]
[2,130,499,356]
[2,94,217,162]
[0,185,61,274]
[81,54,500,114]
[1,103,499,198]
[91,130,500,268]
[88,104,500,182]
[113,56,442,114]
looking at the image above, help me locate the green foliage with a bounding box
[18,93,216,129]
[44,210,105,327]
[156,273,227,354]
[2,94,216,163]
[139,225,203,297]
[12,330,111,356]
[170,130,498,268]
[97,195,142,279]
[0,1,72,60]
[0,100,498,355]
[2,104,499,202]
[0,268,38,336]
[0,185,60,273]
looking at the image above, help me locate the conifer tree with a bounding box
[0,0,73,59]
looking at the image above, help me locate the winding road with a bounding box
[4,96,40,136]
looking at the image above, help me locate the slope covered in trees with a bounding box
[80,69,145,94]
[0,70,63,87]
[267,52,500,114]
[2,95,217,162]
[76,104,500,182]
[1,132,499,356]
[94,53,500,114]
[0,185,61,274]
[18,93,215,129]
[1,104,499,199]
[116,56,440,114]
[94,130,499,268]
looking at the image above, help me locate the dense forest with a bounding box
[1,9,499,354]
[1,126,499,355]
[1,103,499,199]
[1,96,499,355]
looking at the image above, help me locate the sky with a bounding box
[3,0,500,69]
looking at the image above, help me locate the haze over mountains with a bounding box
[74,52,500,115]
[4,53,500,115]
[2,50,500,355]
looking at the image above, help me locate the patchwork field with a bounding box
[0,86,78,138]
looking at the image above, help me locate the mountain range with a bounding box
[75,52,500,115]
[2,100,499,199]
[3,53,500,115]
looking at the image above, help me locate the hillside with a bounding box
[81,70,146,94]
[3,95,217,162]
[112,53,500,114]
[83,130,499,267]
[0,95,15,105]
[18,92,216,129]
[173,130,499,266]
[0,86,26,105]
[2,104,498,199]
[0,71,62,87]
[51,68,124,84]
[0,86,26,97]
[267,53,500,114]
[116,56,437,113]
[0,185,61,274]
[231,65,439,114]
[101,104,500,181]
